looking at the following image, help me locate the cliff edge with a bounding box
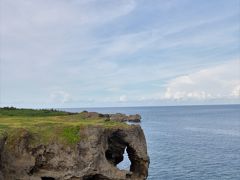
[0,108,149,180]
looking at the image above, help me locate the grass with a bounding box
[0,107,71,117]
[0,107,128,146]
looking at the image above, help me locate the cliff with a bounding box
[0,108,149,180]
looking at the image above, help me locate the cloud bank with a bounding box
[163,60,240,101]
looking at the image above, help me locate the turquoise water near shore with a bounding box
[63,105,240,180]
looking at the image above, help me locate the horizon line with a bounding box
[1,103,239,110]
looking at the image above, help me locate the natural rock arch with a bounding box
[105,131,127,166]
[105,129,149,178]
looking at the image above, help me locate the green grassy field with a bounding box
[0,107,127,146]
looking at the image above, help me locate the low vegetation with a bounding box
[0,107,127,146]
[0,107,71,117]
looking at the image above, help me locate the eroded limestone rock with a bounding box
[80,111,141,123]
[109,113,141,123]
[0,125,149,180]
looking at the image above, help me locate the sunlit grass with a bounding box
[0,108,128,146]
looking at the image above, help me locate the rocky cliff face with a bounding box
[0,125,149,180]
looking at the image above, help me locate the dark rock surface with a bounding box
[80,111,142,123]
[0,125,149,180]
[109,113,141,123]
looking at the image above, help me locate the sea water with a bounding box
[63,105,240,180]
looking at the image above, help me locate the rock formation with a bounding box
[109,113,141,123]
[80,111,141,123]
[0,125,149,180]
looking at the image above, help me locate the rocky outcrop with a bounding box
[80,111,141,123]
[0,125,149,180]
[80,111,109,119]
[109,113,141,123]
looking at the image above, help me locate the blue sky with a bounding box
[0,0,239,108]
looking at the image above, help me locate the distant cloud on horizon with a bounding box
[163,60,240,101]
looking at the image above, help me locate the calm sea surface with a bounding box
[62,105,240,180]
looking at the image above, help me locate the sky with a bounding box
[0,0,240,108]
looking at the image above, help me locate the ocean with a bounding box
[62,105,240,180]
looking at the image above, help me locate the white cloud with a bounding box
[119,95,128,102]
[50,90,71,104]
[163,60,240,101]
[232,85,240,97]
[1,0,136,32]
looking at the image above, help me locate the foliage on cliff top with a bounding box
[0,108,128,146]
[0,107,72,117]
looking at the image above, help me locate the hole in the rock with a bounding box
[105,131,132,171]
[41,177,55,180]
[117,147,131,170]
